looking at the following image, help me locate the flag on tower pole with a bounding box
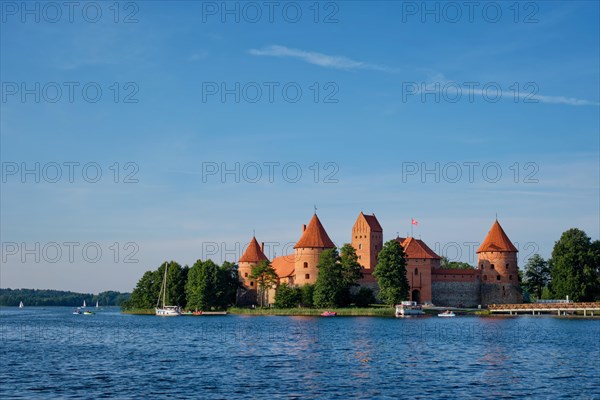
[410,218,418,237]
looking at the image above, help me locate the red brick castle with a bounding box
[238,212,522,307]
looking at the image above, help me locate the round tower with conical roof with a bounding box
[238,236,269,304]
[477,220,522,305]
[293,213,336,286]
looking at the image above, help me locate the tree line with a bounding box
[0,289,130,307]
[522,228,600,302]
[122,260,239,311]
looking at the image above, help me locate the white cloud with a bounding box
[248,45,397,72]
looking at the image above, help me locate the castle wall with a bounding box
[480,283,522,306]
[431,281,481,307]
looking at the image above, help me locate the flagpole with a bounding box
[411,218,413,237]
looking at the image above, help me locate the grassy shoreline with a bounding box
[228,307,397,316]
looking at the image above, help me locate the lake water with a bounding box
[1,307,599,399]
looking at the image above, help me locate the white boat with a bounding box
[19,301,24,309]
[395,301,425,317]
[155,262,181,317]
[95,300,99,308]
[82,300,86,308]
[438,310,456,317]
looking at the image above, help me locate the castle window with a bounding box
[480,263,483,268]
[250,281,254,287]
[490,264,495,270]
[509,275,513,280]
[506,263,509,268]
[483,275,487,281]
[303,262,308,269]
[414,268,418,275]
[375,245,377,250]
[244,272,248,277]
[359,255,362,260]
[359,244,362,250]
[305,274,310,280]
[496,275,501,281]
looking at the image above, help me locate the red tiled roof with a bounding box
[477,220,518,253]
[294,214,336,249]
[272,255,295,278]
[239,236,269,263]
[361,212,382,232]
[396,237,441,259]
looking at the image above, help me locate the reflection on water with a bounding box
[1,308,599,399]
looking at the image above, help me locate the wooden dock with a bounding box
[489,302,600,316]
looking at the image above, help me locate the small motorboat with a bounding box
[83,310,94,315]
[438,310,456,317]
[321,311,337,317]
[192,311,203,316]
[73,308,82,315]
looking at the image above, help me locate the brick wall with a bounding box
[431,281,481,307]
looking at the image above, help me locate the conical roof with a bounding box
[477,220,518,253]
[239,236,269,263]
[294,214,336,249]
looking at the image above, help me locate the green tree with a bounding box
[353,287,375,307]
[373,240,410,306]
[186,259,220,310]
[216,261,240,308]
[313,245,364,308]
[549,229,600,301]
[274,283,301,308]
[126,269,162,309]
[339,243,363,305]
[300,284,315,308]
[159,261,187,308]
[522,254,550,300]
[440,257,474,269]
[313,248,342,308]
[250,260,278,307]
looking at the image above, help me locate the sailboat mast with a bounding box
[163,262,169,308]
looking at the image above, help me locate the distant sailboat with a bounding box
[19,301,24,309]
[82,300,86,308]
[155,262,181,316]
[95,300,99,308]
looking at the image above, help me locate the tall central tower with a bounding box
[293,213,335,286]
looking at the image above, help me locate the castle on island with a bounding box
[238,212,522,307]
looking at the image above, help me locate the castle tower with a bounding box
[477,220,522,305]
[352,212,383,271]
[293,213,336,286]
[396,236,440,304]
[238,236,269,291]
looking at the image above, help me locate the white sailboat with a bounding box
[155,262,181,316]
[95,300,99,308]
[19,301,24,309]
[82,300,86,308]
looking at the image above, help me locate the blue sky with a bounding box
[1,1,598,293]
